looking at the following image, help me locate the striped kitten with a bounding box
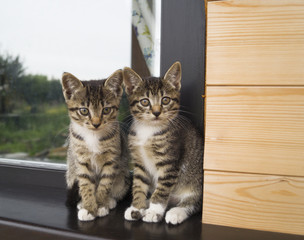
[61,70,130,221]
[123,62,203,225]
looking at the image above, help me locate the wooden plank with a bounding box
[206,0,304,86]
[204,86,304,176]
[203,171,304,235]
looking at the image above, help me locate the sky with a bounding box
[0,0,132,80]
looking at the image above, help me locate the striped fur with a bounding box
[123,62,203,225]
[61,70,130,221]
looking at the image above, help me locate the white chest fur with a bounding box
[134,124,160,146]
[71,123,102,154]
[133,124,161,183]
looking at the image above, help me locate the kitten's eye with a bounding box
[161,97,171,105]
[140,98,150,107]
[103,107,111,115]
[79,108,89,116]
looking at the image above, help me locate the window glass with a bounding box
[0,0,131,163]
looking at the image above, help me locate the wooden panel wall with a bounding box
[206,0,304,86]
[203,171,304,235]
[203,0,304,235]
[204,86,304,176]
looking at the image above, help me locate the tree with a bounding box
[14,75,64,112]
[0,52,64,113]
[0,53,24,114]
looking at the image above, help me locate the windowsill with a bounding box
[0,164,302,240]
[0,158,66,170]
[0,163,203,240]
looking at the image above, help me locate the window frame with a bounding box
[1,0,206,168]
[160,0,206,132]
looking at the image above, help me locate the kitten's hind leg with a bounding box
[109,197,117,210]
[110,171,130,210]
[97,207,110,217]
[165,193,201,225]
[165,207,192,225]
[77,201,83,210]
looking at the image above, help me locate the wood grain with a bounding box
[206,0,304,86]
[202,171,304,235]
[204,86,304,176]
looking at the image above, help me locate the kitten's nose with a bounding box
[93,123,101,129]
[152,111,161,117]
[152,105,162,117]
[92,117,101,129]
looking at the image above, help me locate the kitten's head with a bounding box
[123,62,181,126]
[61,70,123,131]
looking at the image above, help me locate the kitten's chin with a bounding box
[135,115,172,127]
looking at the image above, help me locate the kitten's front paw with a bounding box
[78,208,95,221]
[165,207,188,225]
[142,203,165,223]
[124,206,145,221]
[97,207,109,217]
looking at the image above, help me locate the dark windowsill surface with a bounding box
[0,164,303,240]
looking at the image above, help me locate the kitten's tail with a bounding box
[65,181,81,208]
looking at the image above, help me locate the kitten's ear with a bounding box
[123,67,142,95]
[61,72,84,100]
[104,69,123,97]
[164,61,182,91]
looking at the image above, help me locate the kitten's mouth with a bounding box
[152,116,161,121]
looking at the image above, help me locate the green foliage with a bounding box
[0,104,69,158]
[0,52,67,162]
[0,53,24,113]
[0,51,64,114]
[13,74,64,112]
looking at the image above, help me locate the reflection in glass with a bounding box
[0,0,131,163]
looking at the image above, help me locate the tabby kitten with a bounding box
[61,70,130,221]
[123,62,203,225]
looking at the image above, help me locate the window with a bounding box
[0,1,210,239]
[0,0,132,164]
